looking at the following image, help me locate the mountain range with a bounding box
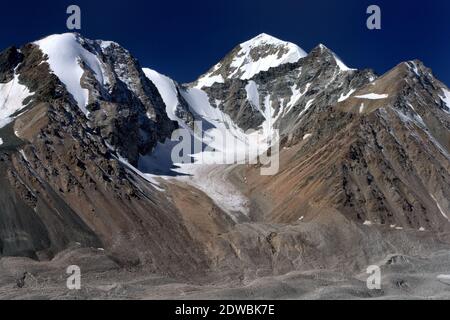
[0,32,449,299]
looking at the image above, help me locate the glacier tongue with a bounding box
[141,71,255,218]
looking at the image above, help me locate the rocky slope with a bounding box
[0,32,449,294]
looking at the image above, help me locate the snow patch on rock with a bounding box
[338,89,355,102]
[297,98,315,119]
[0,74,32,128]
[355,93,389,100]
[440,88,450,113]
[245,81,261,110]
[359,103,365,113]
[195,74,224,89]
[284,82,310,115]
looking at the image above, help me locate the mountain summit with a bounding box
[194,33,307,88]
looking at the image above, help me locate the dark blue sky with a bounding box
[1,0,449,85]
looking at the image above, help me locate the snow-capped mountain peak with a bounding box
[314,43,355,72]
[194,33,307,88]
[234,33,307,76]
[34,33,108,115]
[241,32,302,50]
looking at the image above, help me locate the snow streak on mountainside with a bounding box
[0,74,31,128]
[441,88,450,113]
[142,68,180,122]
[354,93,389,99]
[194,33,307,88]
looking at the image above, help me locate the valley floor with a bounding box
[1,248,450,300]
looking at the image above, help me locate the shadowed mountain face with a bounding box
[0,33,449,286]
